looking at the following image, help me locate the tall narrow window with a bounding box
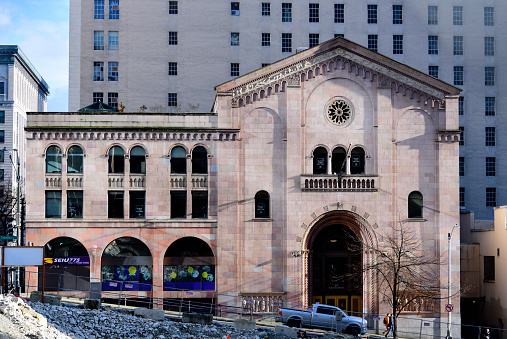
[368,35,378,52]
[282,3,292,22]
[428,36,438,55]
[130,146,146,174]
[485,67,495,86]
[0,169,3,181]
[309,34,319,48]
[108,92,118,108]
[171,146,186,173]
[93,62,104,81]
[485,97,495,116]
[67,191,83,218]
[108,146,124,173]
[309,3,319,22]
[367,5,377,24]
[94,0,105,19]
[231,2,239,15]
[46,191,62,218]
[168,62,177,75]
[169,1,178,14]
[0,112,4,123]
[109,0,119,19]
[408,191,423,219]
[255,191,270,218]
[169,32,178,45]
[192,191,208,218]
[313,147,327,174]
[331,147,346,175]
[393,5,402,24]
[393,35,403,54]
[484,7,494,26]
[459,97,464,116]
[428,6,438,25]
[191,146,208,174]
[94,31,104,50]
[108,31,119,50]
[67,145,84,173]
[108,62,118,81]
[334,4,344,23]
[46,145,62,173]
[459,127,464,146]
[486,157,496,177]
[453,36,463,55]
[484,37,494,56]
[170,191,187,218]
[453,6,463,26]
[486,188,496,207]
[454,66,464,86]
[231,33,240,46]
[130,191,145,218]
[262,3,270,16]
[484,256,495,280]
[108,191,124,218]
[485,127,495,146]
[230,63,240,76]
[262,33,271,46]
[282,33,292,52]
[168,93,177,106]
[350,147,365,174]
[459,157,464,176]
[459,187,465,207]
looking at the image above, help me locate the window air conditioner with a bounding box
[231,10,239,15]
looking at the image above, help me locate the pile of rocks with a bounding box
[0,294,299,339]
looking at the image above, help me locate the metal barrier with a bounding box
[9,270,506,339]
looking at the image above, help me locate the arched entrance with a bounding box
[305,211,366,316]
[40,237,90,292]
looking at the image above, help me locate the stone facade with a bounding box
[33,39,460,330]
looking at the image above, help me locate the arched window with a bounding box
[171,146,186,174]
[350,147,365,174]
[408,191,423,218]
[46,145,62,173]
[130,146,146,174]
[331,147,346,175]
[67,145,84,173]
[255,190,270,218]
[108,146,124,173]
[313,147,328,174]
[192,146,208,174]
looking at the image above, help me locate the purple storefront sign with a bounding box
[44,257,90,265]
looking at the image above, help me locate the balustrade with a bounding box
[301,174,378,191]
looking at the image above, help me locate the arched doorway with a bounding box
[305,211,365,316]
[163,237,215,313]
[40,237,90,292]
[101,237,153,292]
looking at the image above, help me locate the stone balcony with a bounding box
[45,174,62,188]
[300,174,378,192]
[129,174,146,188]
[108,174,124,188]
[67,174,83,188]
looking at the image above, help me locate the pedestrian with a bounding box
[483,328,490,339]
[386,314,394,337]
[383,313,392,337]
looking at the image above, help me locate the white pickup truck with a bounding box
[277,303,367,335]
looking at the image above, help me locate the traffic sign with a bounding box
[445,304,453,312]
[0,236,17,240]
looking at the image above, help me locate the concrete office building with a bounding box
[69,0,505,220]
[0,46,49,216]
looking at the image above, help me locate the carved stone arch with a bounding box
[299,205,380,311]
[311,144,331,157]
[253,92,258,102]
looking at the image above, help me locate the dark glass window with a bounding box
[130,191,145,218]
[192,146,207,174]
[313,147,327,174]
[169,1,178,14]
[231,63,240,77]
[108,146,124,173]
[168,62,177,75]
[108,191,124,218]
[93,92,103,103]
[262,33,271,46]
[171,191,187,218]
[171,146,186,173]
[94,0,105,19]
[67,145,84,173]
[130,146,146,174]
[331,147,346,175]
[282,33,292,52]
[262,3,270,16]
[0,111,4,123]
[46,191,62,218]
[484,256,495,280]
[108,92,118,108]
[231,2,239,15]
[367,5,377,24]
[93,62,104,81]
[168,93,177,106]
[485,97,495,116]
[459,157,464,176]
[282,3,292,22]
[486,187,496,207]
[350,147,365,174]
[393,5,402,24]
[169,32,178,45]
[459,97,464,115]
[486,157,495,177]
[255,191,270,218]
[460,187,465,207]
[485,127,495,146]
[334,4,344,23]
[393,35,403,54]
[408,191,423,219]
[67,191,83,218]
[309,3,319,22]
[192,191,208,218]
[109,0,119,19]
[368,35,378,52]
[46,145,62,173]
[309,34,319,48]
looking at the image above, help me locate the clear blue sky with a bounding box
[1,0,69,111]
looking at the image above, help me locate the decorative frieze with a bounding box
[29,131,238,142]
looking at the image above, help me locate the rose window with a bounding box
[326,100,352,125]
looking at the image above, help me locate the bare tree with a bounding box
[350,221,444,338]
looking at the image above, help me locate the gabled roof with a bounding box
[215,37,461,107]
[78,101,118,112]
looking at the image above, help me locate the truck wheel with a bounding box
[344,327,359,337]
[287,319,301,328]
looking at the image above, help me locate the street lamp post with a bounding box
[447,224,459,339]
